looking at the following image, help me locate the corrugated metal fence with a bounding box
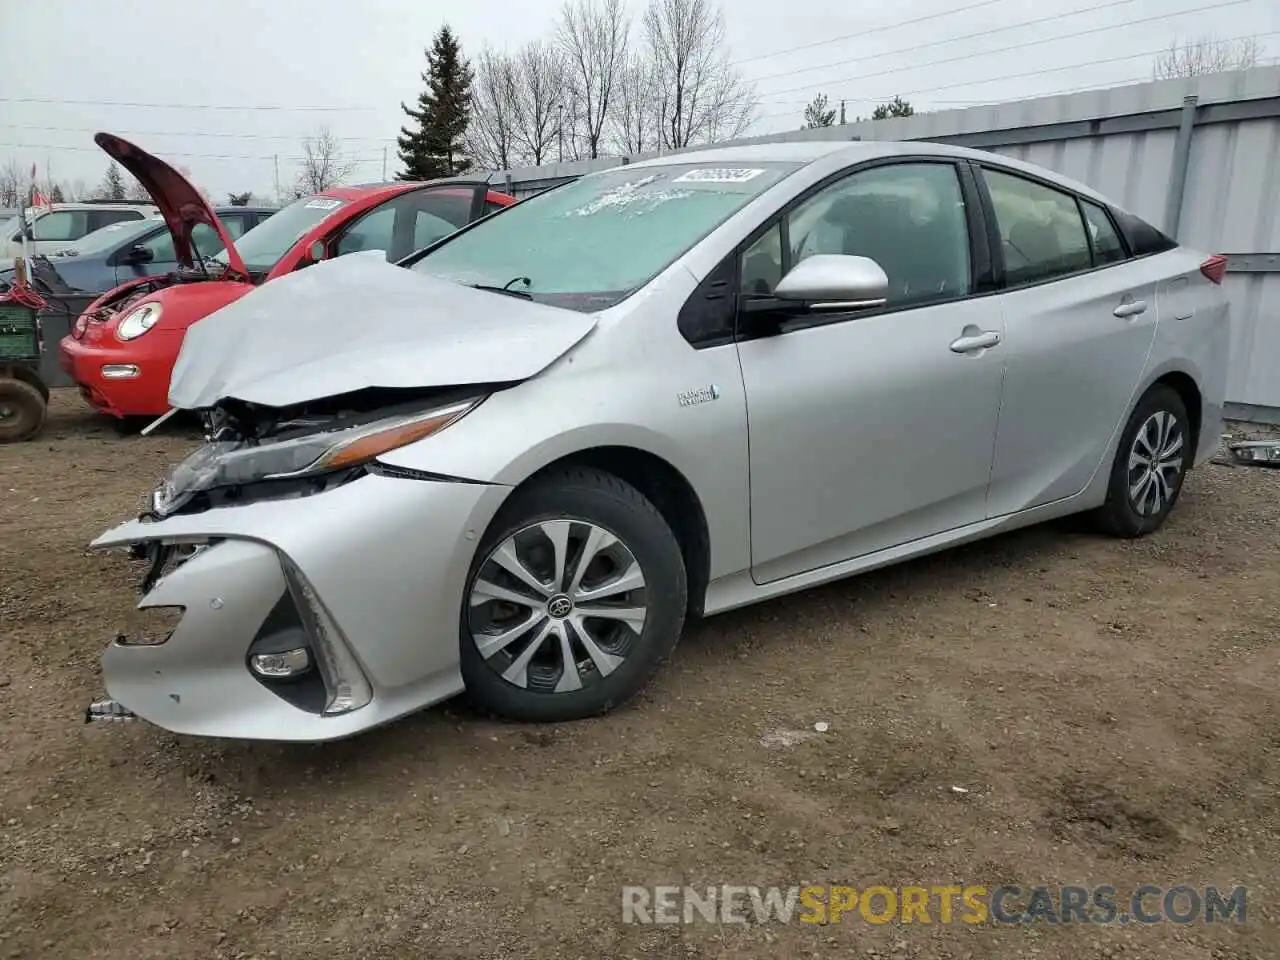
[482,66,1280,422]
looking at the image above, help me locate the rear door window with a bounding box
[983,168,1091,286]
[31,210,89,242]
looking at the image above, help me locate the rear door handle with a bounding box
[1113,299,1148,318]
[949,330,1001,353]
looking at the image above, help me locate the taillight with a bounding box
[1200,255,1228,284]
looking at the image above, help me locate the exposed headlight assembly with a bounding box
[116,302,163,341]
[153,397,481,516]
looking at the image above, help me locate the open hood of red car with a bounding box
[94,133,248,277]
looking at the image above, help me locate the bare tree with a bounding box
[1153,34,1262,79]
[296,126,358,194]
[0,158,22,208]
[514,40,569,166]
[557,0,629,159]
[468,46,522,170]
[611,54,659,154]
[642,0,757,150]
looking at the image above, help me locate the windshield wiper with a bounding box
[470,282,533,301]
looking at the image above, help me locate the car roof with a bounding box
[625,139,1113,204]
[321,182,418,201]
[46,201,157,210]
[321,179,508,202]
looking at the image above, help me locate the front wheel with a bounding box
[1094,384,1192,538]
[459,467,687,722]
[0,378,47,443]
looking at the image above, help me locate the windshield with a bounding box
[215,195,345,272]
[57,219,158,257]
[0,215,19,240]
[411,162,800,311]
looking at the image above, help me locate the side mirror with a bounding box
[773,254,888,311]
[124,243,154,264]
[308,240,327,263]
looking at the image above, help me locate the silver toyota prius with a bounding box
[87,140,1230,741]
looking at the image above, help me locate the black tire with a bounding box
[0,378,47,443]
[1094,384,1192,538]
[459,467,687,722]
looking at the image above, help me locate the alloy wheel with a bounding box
[467,520,648,694]
[1127,410,1184,517]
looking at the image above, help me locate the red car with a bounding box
[60,133,515,424]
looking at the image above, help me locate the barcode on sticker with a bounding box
[671,168,765,184]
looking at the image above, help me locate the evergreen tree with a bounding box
[803,94,836,128]
[50,184,65,203]
[100,162,126,200]
[397,26,474,179]
[871,96,915,120]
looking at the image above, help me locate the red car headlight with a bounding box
[116,302,163,341]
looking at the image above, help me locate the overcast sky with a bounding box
[2,0,1275,200]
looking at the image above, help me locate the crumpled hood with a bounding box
[167,252,599,410]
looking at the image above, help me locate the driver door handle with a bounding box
[950,330,1001,353]
[1113,298,1148,318]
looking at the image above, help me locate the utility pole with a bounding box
[557,104,565,163]
[839,100,846,125]
[382,146,387,181]
[273,154,280,204]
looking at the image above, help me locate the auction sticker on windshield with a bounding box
[304,198,344,210]
[672,168,766,184]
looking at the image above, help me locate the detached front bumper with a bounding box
[91,470,509,741]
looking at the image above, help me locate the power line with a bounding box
[0,97,377,112]
[751,27,1279,120]
[0,124,397,143]
[743,0,1134,85]
[753,0,1256,101]
[730,0,1012,65]
[0,141,385,162]
[931,54,1280,106]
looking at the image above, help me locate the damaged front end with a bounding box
[88,385,502,740]
[150,386,485,519]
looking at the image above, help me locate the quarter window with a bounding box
[1080,200,1127,265]
[769,162,972,308]
[88,210,144,232]
[984,169,1091,286]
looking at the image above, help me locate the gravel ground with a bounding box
[1,390,1278,960]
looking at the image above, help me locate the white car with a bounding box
[0,202,160,262]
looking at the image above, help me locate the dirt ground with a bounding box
[1,389,1278,960]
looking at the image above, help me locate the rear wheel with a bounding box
[0,378,47,443]
[1095,384,1191,538]
[460,467,687,722]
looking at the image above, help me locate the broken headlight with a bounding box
[153,397,481,516]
